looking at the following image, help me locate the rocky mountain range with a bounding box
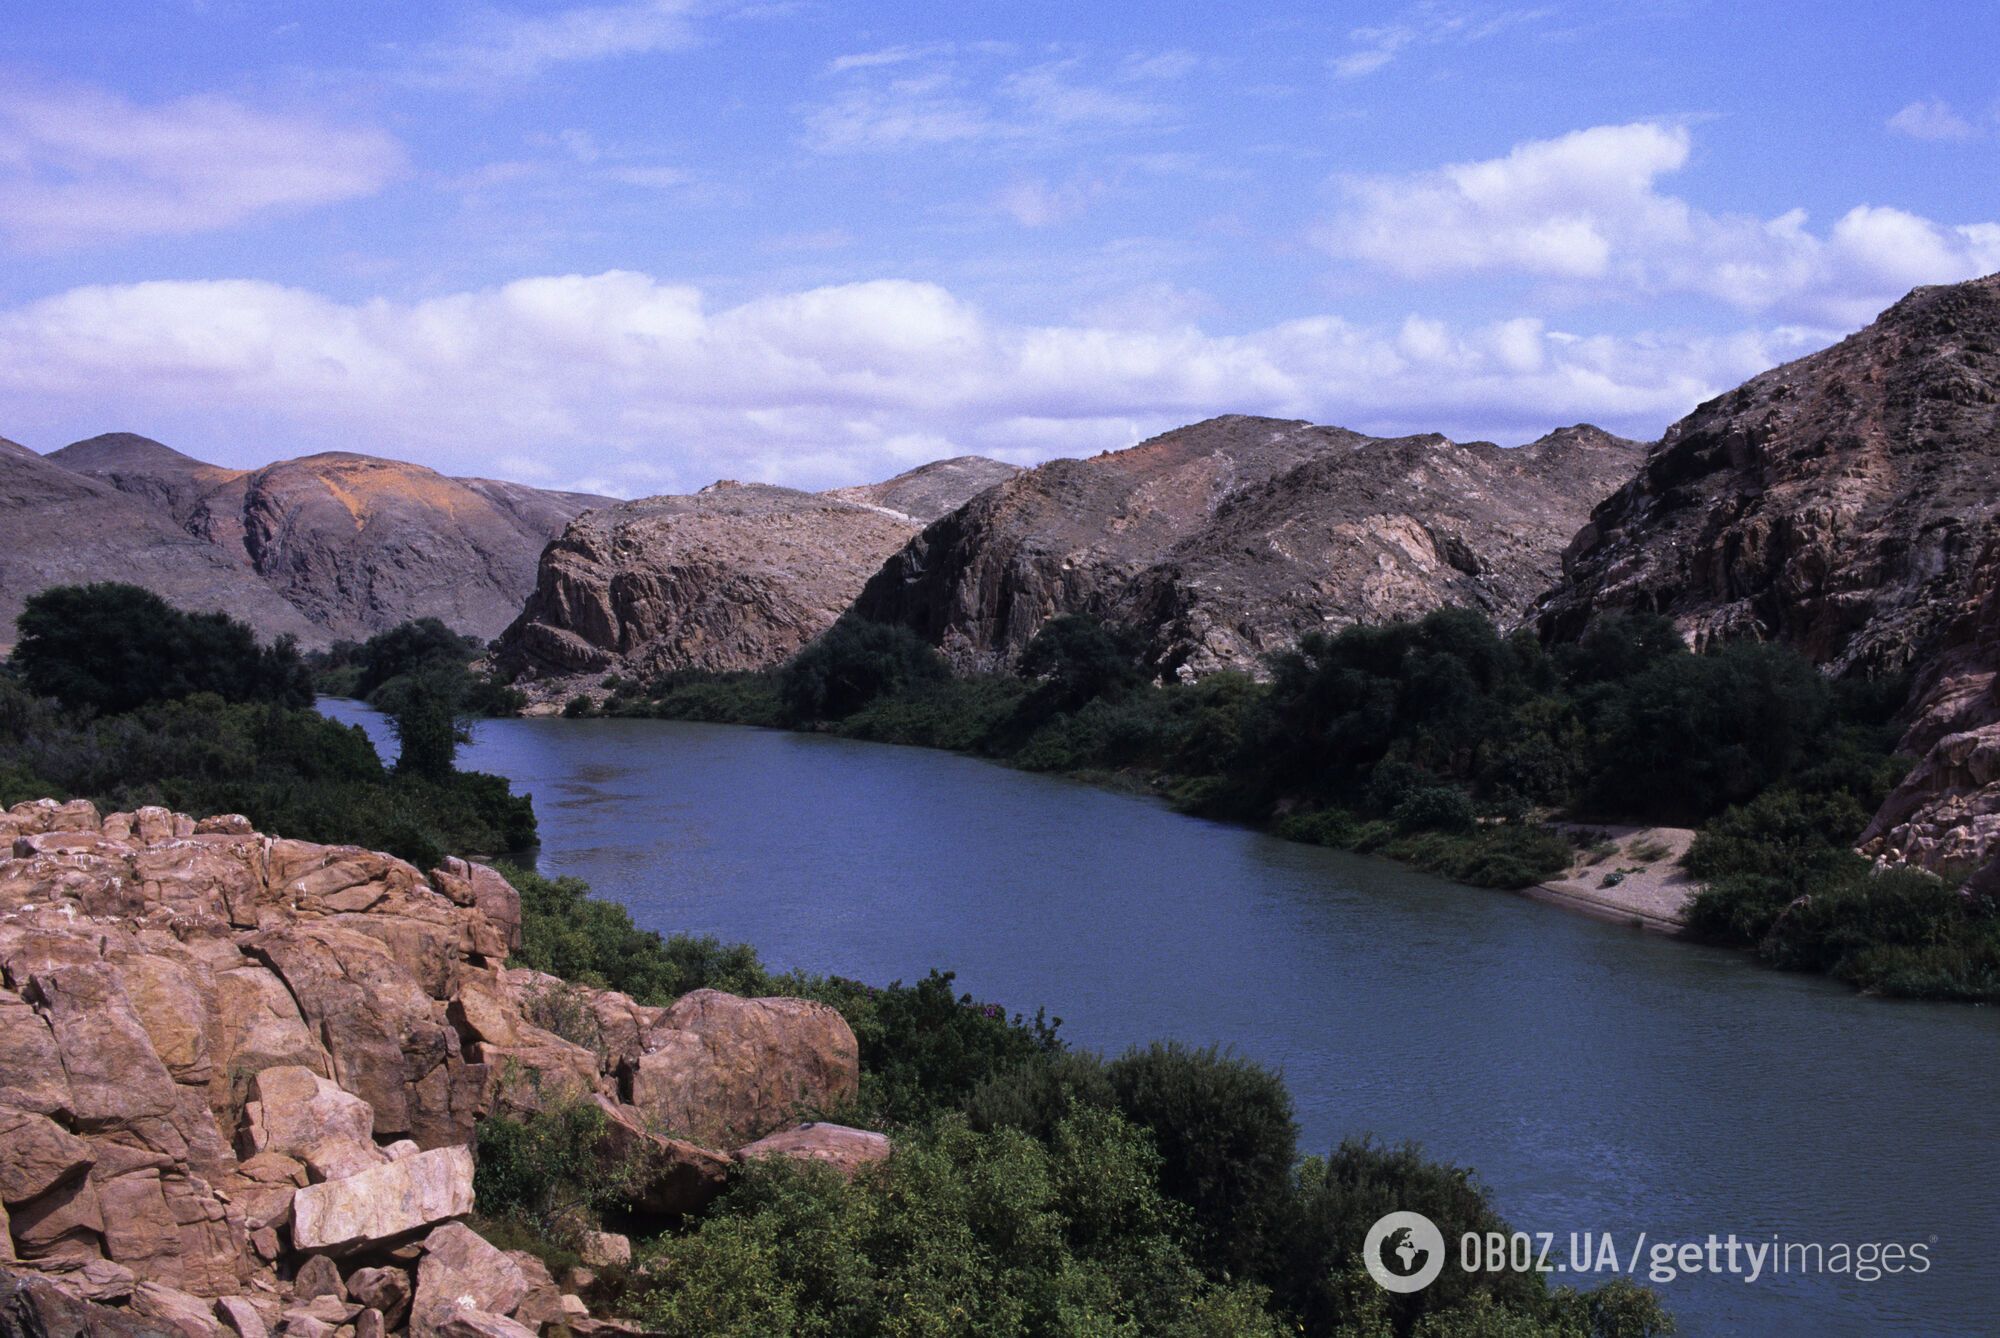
[494,458,1020,688]
[0,443,325,654]
[46,436,610,645]
[853,416,1643,676]
[1533,273,2000,873]
[0,795,877,1336]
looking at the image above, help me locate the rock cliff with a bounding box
[495,459,1016,688]
[0,445,324,654]
[49,437,608,644]
[1531,273,2000,871]
[0,798,876,1336]
[853,416,1642,676]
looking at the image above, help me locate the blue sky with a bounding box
[1,1,1995,495]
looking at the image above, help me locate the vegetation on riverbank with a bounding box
[1,584,1677,1333]
[0,585,535,864]
[581,607,1998,1000]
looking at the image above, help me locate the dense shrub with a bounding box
[780,619,949,721]
[14,583,312,714]
[506,865,776,1004]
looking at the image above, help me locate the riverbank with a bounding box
[1528,824,1699,934]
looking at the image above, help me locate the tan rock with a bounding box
[577,1231,631,1269]
[354,1309,384,1338]
[116,954,215,1084]
[217,1295,272,1338]
[0,1110,95,1204]
[208,966,328,1131]
[132,1280,225,1338]
[294,1255,347,1302]
[33,1254,138,1302]
[433,1310,537,1338]
[588,1096,731,1217]
[504,1251,563,1331]
[244,1066,376,1162]
[290,1146,475,1254]
[29,963,181,1135]
[0,986,74,1116]
[344,1267,411,1327]
[412,1224,528,1338]
[9,1170,106,1260]
[631,989,859,1147]
[734,1122,891,1178]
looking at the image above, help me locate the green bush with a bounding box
[780,619,949,721]
[475,1097,654,1251]
[506,865,775,1004]
[1105,1041,1297,1281]
[630,1111,1286,1338]
[14,583,313,715]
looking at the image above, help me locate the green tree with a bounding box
[13,583,311,714]
[780,619,949,721]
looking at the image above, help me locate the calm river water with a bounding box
[323,702,2000,1336]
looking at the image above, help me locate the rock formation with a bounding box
[853,416,1643,676]
[823,456,1019,521]
[1531,273,2000,871]
[0,443,325,655]
[496,458,1016,689]
[49,436,608,643]
[0,798,874,1335]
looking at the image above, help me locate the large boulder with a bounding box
[629,990,859,1148]
[734,1123,891,1178]
[411,1225,527,1338]
[289,1147,474,1255]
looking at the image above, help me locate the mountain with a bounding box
[51,436,609,642]
[852,416,1644,676]
[1531,272,2000,872]
[495,459,1017,686]
[824,455,1020,519]
[0,442,325,652]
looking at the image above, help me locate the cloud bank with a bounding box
[0,270,1834,497]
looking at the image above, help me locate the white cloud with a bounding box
[0,85,402,250]
[1323,121,2000,324]
[804,51,1167,153]
[0,269,1847,496]
[1331,4,1552,80]
[418,0,697,82]
[995,174,1105,227]
[1886,98,1980,142]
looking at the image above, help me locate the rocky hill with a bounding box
[0,446,325,654]
[50,436,609,644]
[0,797,878,1336]
[823,455,1020,520]
[495,460,1017,689]
[1531,273,2000,871]
[852,416,1643,676]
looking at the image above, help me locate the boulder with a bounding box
[734,1122,891,1178]
[131,1280,225,1338]
[411,1225,527,1338]
[344,1268,411,1328]
[0,1265,155,1338]
[576,1232,631,1270]
[631,989,859,1147]
[289,1147,474,1255]
[216,1296,271,1338]
[26,964,181,1135]
[589,1097,730,1217]
[0,1111,95,1205]
[243,1067,376,1164]
[433,1310,537,1338]
[293,1255,346,1303]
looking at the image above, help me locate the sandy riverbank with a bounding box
[1527,824,1699,933]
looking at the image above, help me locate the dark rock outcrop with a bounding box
[50,438,608,643]
[1531,273,2000,871]
[854,416,1642,676]
[0,444,323,654]
[496,460,1015,688]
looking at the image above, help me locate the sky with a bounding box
[1,1,1996,497]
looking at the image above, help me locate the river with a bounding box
[322,701,2000,1336]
